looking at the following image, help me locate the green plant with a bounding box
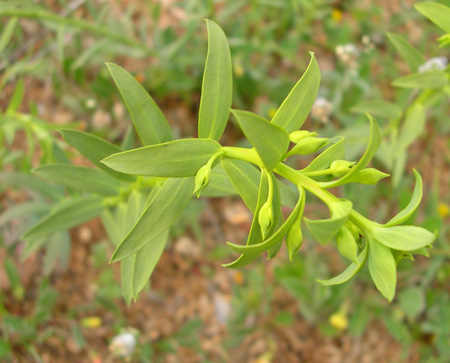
[24,19,436,304]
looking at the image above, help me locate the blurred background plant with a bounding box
[0,0,449,361]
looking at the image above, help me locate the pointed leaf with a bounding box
[350,99,402,119]
[0,172,62,201]
[372,225,435,251]
[397,104,426,150]
[106,63,173,145]
[23,196,104,241]
[415,2,450,33]
[317,245,368,286]
[271,52,321,132]
[59,129,135,182]
[110,177,194,262]
[33,164,122,196]
[386,169,422,226]
[304,200,352,245]
[336,227,359,263]
[320,114,381,188]
[198,20,232,140]
[386,32,424,72]
[102,139,222,177]
[392,71,448,89]
[232,110,290,170]
[368,239,397,302]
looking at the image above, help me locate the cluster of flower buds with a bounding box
[286,130,328,157]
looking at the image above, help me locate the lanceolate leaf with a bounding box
[317,245,368,286]
[304,200,352,245]
[386,32,424,72]
[102,139,222,177]
[0,172,62,201]
[350,100,402,119]
[110,177,194,262]
[198,20,232,140]
[386,169,423,226]
[301,137,345,173]
[368,239,397,302]
[121,230,169,304]
[271,52,321,133]
[232,110,290,170]
[320,114,381,188]
[106,63,173,145]
[227,187,304,255]
[23,196,104,241]
[221,159,260,213]
[59,129,135,182]
[33,164,122,196]
[397,104,426,151]
[223,172,269,269]
[392,71,448,89]
[372,225,435,251]
[415,2,450,34]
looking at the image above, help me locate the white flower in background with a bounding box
[335,44,359,67]
[418,56,448,73]
[311,97,333,123]
[109,329,138,357]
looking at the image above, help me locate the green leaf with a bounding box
[0,16,18,54]
[317,245,368,286]
[23,196,104,241]
[223,171,269,268]
[231,110,290,170]
[368,239,397,302]
[220,159,260,213]
[415,2,450,34]
[198,20,232,141]
[271,52,321,133]
[386,169,422,226]
[301,137,345,172]
[397,104,426,150]
[350,100,403,119]
[336,227,359,263]
[320,114,381,188]
[304,200,352,245]
[33,164,122,196]
[0,202,49,227]
[102,139,222,177]
[392,71,448,89]
[110,177,194,262]
[6,77,24,113]
[386,32,424,72]
[227,187,304,255]
[121,230,169,304]
[59,129,135,182]
[106,63,173,145]
[372,225,435,251]
[398,287,425,320]
[0,172,63,201]
[202,163,237,197]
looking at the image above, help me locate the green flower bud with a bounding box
[258,201,274,239]
[330,160,356,177]
[286,137,328,157]
[289,130,318,144]
[348,168,389,185]
[286,222,303,261]
[193,164,211,197]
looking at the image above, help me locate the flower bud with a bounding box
[286,222,303,261]
[193,164,211,197]
[289,130,318,144]
[258,201,274,239]
[287,137,328,157]
[330,160,356,177]
[348,168,389,184]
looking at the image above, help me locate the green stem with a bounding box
[302,168,333,177]
[222,146,375,234]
